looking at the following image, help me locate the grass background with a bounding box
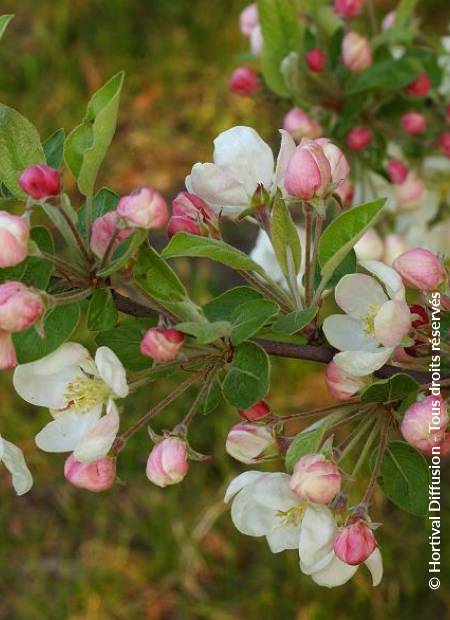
[0,1,449,618]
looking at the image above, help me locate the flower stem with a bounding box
[303,203,313,306]
[57,205,92,266]
[360,412,390,506]
[99,228,122,270]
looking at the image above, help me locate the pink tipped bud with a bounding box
[225,422,274,464]
[346,127,372,151]
[90,211,133,259]
[117,187,168,230]
[393,248,446,291]
[284,139,332,200]
[282,108,322,141]
[0,282,44,333]
[387,159,409,184]
[325,361,369,401]
[167,215,202,238]
[239,3,259,37]
[334,178,354,207]
[290,453,341,504]
[168,191,216,238]
[229,67,260,97]
[382,10,396,31]
[18,164,61,200]
[239,400,271,422]
[334,519,377,565]
[401,395,448,453]
[405,73,431,97]
[438,132,450,158]
[315,138,350,185]
[0,330,17,369]
[395,172,425,211]
[401,111,427,135]
[342,32,372,72]
[64,454,116,492]
[146,437,189,487]
[140,327,184,363]
[0,212,29,268]
[334,0,364,18]
[306,48,326,73]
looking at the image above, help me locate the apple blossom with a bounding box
[290,454,341,504]
[117,187,169,229]
[342,33,372,72]
[395,172,425,211]
[225,422,274,464]
[334,0,364,18]
[400,395,448,453]
[250,25,263,56]
[325,361,370,401]
[405,73,431,97]
[315,138,350,186]
[284,138,332,200]
[18,164,61,199]
[401,111,427,135]
[64,454,116,492]
[13,343,128,462]
[306,48,326,73]
[90,211,133,259]
[282,108,322,141]
[0,330,17,370]
[393,248,446,290]
[0,434,33,495]
[168,191,215,238]
[334,178,354,206]
[239,400,271,421]
[439,132,450,157]
[382,10,396,31]
[239,3,258,37]
[229,67,260,96]
[0,211,29,268]
[346,127,372,151]
[387,159,409,184]
[333,519,377,565]
[140,327,184,362]
[146,436,189,487]
[0,281,44,333]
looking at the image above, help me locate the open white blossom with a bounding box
[0,434,33,495]
[13,343,128,462]
[250,228,306,290]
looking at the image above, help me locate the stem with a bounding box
[360,412,390,506]
[237,270,293,313]
[303,204,313,306]
[180,365,219,427]
[84,195,93,243]
[99,228,121,270]
[57,205,92,266]
[338,413,377,463]
[50,288,93,305]
[350,417,381,480]
[280,400,359,422]
[310,211,324,298]
[41,251,88,279]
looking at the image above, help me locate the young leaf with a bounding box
[360,373,420,404]
[201,377,223,415]
[270,193,301,277]
[271,306,317,335]
[78,186,119,235]
[87,289,118,331]
[395,0,419,27]
[64,72,124,196]
[203,286,262,322]
[95,318,156,371]
[222,342,270,408]
[230,299,279,345]
[96,229,147,277]
[176,320,231,345]
[0,15,14,41]
[42,129,65,168]
[285,427,323,472]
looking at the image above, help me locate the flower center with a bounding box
[362,304,380,336]
[65,374,111,412]
[277,503,305,527]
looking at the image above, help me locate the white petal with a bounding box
[364,547,383,586]
[323,315,378,352]
[359,260,405,300]
[311,554,358,587]
[274,129,296,191]
[0,437,33,495]
[230,484,278,537]
[252,472,298,512]
[188,162,248,215]
[267,523,301,553]
[374,300,411,347]
[95,347,128,398]
[224,470,266,503]
[13,343,91,409]
[35,407,101,453]
[298,505,336,572]
[74,400,120,462]
[213,126,274,195]
[250,230,284,284]
[333,348,393,376]
[335,274,387,318]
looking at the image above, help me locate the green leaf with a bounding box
[360,373,420,403]
[0,227,54,288]
[257,0,300,96]
[270,193,301,277]
[96,229,147,277]
[13,303,80,363]
[272,306,317,335]
[347,57,419,94]
[64,71,124,196]
[222,342,270,408]
[203,286,262,322]
[395,0,418,26]
[87,289,118,331]
[0,15,14,41]
[285,427,323,472]
[162,233,263,274]
[42,129,65,168]
[318,199,386,278]
[0,104,45,197]
[230,299,279,345]
[176,320,231,345]
[201,377,223,415]
[78,186,119,235]
[95,318,156,371]
[31,226,54,255]
[373,440,429,517]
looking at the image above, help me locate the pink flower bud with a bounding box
[334,0,364,18]
[18,164,61,200]
[229,67,260,97]
[167,215,202,238]
[90,211,133,259]
[284,139,332,200]
[225,422,274,464]
[0,330,17,370]
[405,73,431,97]
[395,172,425,211]
[421,433,450,458]
[315,138,350,185]
[438,132,450,158]
[387,159,409,184]
[401,111,427,135]
[239,3,259,37]
[0,212,29,268]
[393,248,446,291]
[382,10,396,31]
[0,282,44,333]
[117,187,168,230]
[140,327,184,363]
[342,32,372,72]
[334,519,377,565]
[64,454,116,492]
[290,453,341,504]
[306,48,326,73]
[401,395,448,453]
[346,127,372,151]
[325,361,369,401]
[334,178,354,207]
[171,192,215,224]
[282,108,322,141]
[239,400,271,422]
[146,437,189,487]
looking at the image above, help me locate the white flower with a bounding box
[13,343,128,462]
[250,228,306,289]
[0,435,33,495]
[323,261,411,376]
[299,504,383,588]
[185,127,296,217]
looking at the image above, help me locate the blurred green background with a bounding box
[0,1,449,618]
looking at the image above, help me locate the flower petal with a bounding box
[74,400,120,462]
[267,523,301,553]
[374,300,411,347]
[274,129,297,191]
[188,163,248,215]
[298,505,336,572]
[335,274,387,318]
[364,547,383,586]
[35,407,101,453]
[95,347,128,398]
[333,348,393,376]
[252,472,298,511]
[359,260,405,300]
[310,554,359,588]
[224,470,266,503]
[323,315,378,352]
[230,485,278,537]
[0,436,33,495]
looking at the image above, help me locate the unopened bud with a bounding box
[225,422,274,464]
[393,248,446,290]
[18,164,61,200]
[334,519,377,565]
[90,211,133,259]
[401,111,427,135]
[282,108,322,141]
[306,48,326,73]
[346,127,372,151]
[0,212,29,268]
[64,454,116,492]
[405,73,431,97]
[117,187,169,230]
[0,282,44,333]
[290,453,341,504]
[284,138,332,200]
[229,67,260,97]
[146,437,189,487]
[239,400,271,422]
[401,395,448,453]
[140,327,184,363]
[342,32,372,72]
